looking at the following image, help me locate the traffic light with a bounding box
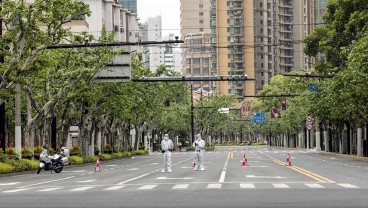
[281,98,286,110]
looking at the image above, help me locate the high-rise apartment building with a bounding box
[210,0,255,98]
[180,0,213,91]
[119,0,137,13]
[253,0,327,92]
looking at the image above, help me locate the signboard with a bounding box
[218,108,230,114]
[94,51,131,82]
[308,84,319,92]
[271,108,281,118]
[249,112,267,124]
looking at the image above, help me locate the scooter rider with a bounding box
[193,134,206,171]
[161,134,174,172]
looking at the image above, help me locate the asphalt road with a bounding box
[1,146,368,208]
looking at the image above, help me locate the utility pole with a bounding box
[15,84,22,157]
[190,84,194,144]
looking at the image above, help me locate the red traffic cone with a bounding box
[285,154,292,166]
[241,153,247,167]
[95,159,102,172]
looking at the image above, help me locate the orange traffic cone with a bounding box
[285,154,292,166]
[95,159,102,172]
[241,153,247,167]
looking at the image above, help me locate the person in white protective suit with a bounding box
[40,144,53,168]
[161,134,174,172]
[193,134,206,171]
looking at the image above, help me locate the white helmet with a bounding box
[164,134,169,141]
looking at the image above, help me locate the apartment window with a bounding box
[261,63,264,68]
[261,55,264,59]
[261,80,264,85]
[199,28,204,32]
[199,4,203,8]
[199,12,203,16]
[260,11,263,16]
[260,20,263,25]
[199,20,204,23]
[261,72,264,76]
[261,28,263,34]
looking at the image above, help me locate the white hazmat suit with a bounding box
[161,134,174,172]
[193,134,206,171]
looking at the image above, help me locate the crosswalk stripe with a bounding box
[103,186,125,191]
[240,184,255,189]
[172,184,189,189]
[37,188,63,192]
[273,184,289,189]
[207,184,222,189]
[305,184,325,189]
[3,189,28,193]
[70,187,94,191]
[138,185,157,190]
[337,183,359,188]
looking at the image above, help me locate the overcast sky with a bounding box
[137,0,180,38]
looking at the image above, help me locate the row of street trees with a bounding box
[251,0,368,156]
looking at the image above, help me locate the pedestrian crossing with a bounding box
[0,183,361,194]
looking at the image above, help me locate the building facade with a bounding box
[118,0,137,13]
[180,0,213,91]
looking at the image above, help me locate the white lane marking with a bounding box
[63,170,86,173]
[3,189,28,193]
[106,165,117,167]
[18,176,76,188]
[70,187,94,191]
[103,186,125,191]
[330,157,336,160]
[80,174,86,176]
[117,173,151,185]
[117,157,193,185]
[76,179,96,183]
[305,184,325,189]
[172,184,189,189]
[337,183,359,188]
[273,184,290,189]
[181,167,194,169]
[37,187,63,192]
[207,184,222,189]
[110,168,115,170]
[88,172,94,174]
[219,154,230,183]
[156,177,193,180]
[240,184,255,189]
[246,175,286,179]
[127,168,139,171]
[138,185,157,190]
[0,182,21,186]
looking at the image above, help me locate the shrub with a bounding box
[111,152,123,159]
[21,148,33,159]
[6,159,30,172]
[133,150,148,155]
[34,146,43,160]
[21,159,39,170]
[0,162,14,174]
[83,156,98,163]
[205,146,215,151]
[99,154,112,161]
[122,152,131,157]
[71,146,82,157]
[5,148,19,159]
[94,146,100,155]
[103,144,113,154]
[113,145,119,153]
[69,156,84,165]
[0,149,7,162]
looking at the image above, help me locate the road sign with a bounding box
[306,116,313,129]
[218,108,230,114]
[94,50,131,82]
[308,84,319,92]
[307,124,313,130]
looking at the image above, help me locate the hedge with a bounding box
[133,150,148,155]
[69,156,84,165]
[99,154,112,161]
[0,162,14,174]
[83,156,99,163]
[5,159,38,172]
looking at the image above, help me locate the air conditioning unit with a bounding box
[114,25,119,31]
[120,27,124,33]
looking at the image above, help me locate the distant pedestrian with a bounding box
[192,134,205,171]
[177,142,182,151]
